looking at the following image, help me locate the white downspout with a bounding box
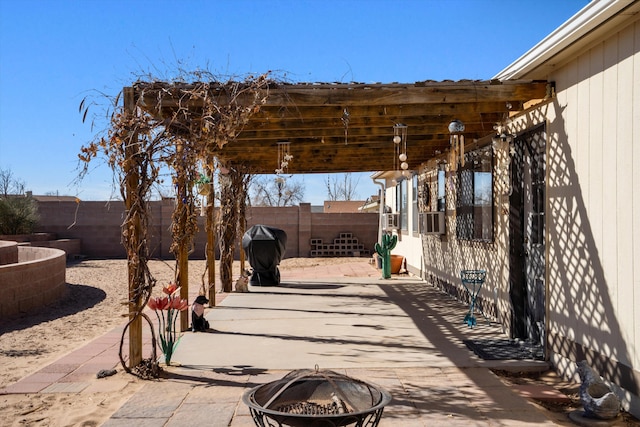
[373,178,386,244]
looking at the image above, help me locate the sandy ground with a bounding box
[0,257,366,426]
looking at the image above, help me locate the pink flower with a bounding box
[155,296,170,310]
[163,283,178,295]
[171,298,189,311]
[148,296,169,311]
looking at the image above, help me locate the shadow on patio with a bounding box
[161,271,554,425]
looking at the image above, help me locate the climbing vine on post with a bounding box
[217,169,237,292]
[217,164,252,292]
[78,72,272,377]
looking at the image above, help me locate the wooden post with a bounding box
[123,87,142,368]
[176,142,189,331]
[178,241,189,331]
[239,173,247,273]
[240,246,246,273]
[206,161,216,305]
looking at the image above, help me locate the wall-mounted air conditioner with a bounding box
[420,211,445,235]
[383,213,400,230]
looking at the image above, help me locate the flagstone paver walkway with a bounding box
[2,260,569,426]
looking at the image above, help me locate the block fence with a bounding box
[34,200,379,260]
[0,244,67,318]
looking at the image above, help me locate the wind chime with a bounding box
[448,119,465,172]
[393,123,409,176]
[275,141,293,185]
[342,108,350,145]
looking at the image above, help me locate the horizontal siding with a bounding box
[548,18,639,382]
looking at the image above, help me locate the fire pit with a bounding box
[242,368,392,427]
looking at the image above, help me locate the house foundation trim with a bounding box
[549,330,640,396]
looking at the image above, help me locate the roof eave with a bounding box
[493,0,639,81]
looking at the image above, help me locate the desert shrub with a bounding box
[0,195,39,235]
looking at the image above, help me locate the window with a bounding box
[412,174,419,233]
[437,168,446,212]
[456,147,493,241]
[528,134,546,245]
[396,179,408,231]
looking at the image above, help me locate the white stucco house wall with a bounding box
[378,0,640,417]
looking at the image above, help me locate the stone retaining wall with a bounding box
[0,240,19,265]
[0,233,82,259]
[0,245,67,319]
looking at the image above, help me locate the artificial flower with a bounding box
[149,284,189,365]
[162,283,178,295]
[170,297,189,311]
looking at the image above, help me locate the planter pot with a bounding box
[196,183,211,196]
[390,255,404,274]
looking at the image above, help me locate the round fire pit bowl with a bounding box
[242,368,392,427]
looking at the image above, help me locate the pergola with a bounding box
[133,79,549,173]
[115,77,549,371]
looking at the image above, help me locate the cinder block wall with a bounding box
[0,234,82,258]
[35,200,378,259]
[0,246,67,318]
[0,241,19,265]
[309,212,378,254]
[29,239,82,257]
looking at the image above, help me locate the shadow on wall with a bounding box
[419,98,638,414]
[545,98,637,403]
[419,145,509,327]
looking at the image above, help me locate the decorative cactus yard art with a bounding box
[375,233,397,279]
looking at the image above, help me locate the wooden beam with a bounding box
[261,81,547,107]
[123,86,143,368]
[234,120,502,141]
[242,101,523,122]
[137,81,547,109]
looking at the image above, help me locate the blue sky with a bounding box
[0,0,588,204]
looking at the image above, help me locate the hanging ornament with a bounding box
[342,108,350,145]
[393,123,408,172]
[276,141,293,176]
[195,162,212,217]
[448,119,465,172]
[448,119,465,134]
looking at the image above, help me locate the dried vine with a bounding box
[237,170,252,272]
[217,170,237,292]
[217,164,252,292]
[78,72,272,377]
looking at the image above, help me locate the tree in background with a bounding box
[250,175,305,207]
[0,168,39,235]
[0,168,25,196]
[326,173,360,201]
